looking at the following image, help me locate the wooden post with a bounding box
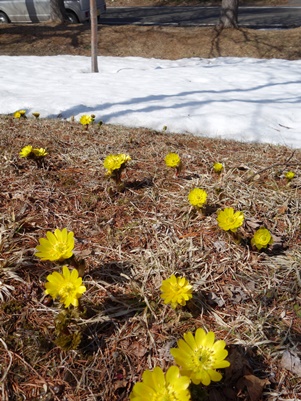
[90,0,98,72]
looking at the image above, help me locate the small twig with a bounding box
[245,150,297,182]
[0,338,13,385]
[295,267,301,288]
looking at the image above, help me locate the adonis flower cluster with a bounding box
[163,153,275,251]
[130,328,230,400]
[14,109,40,119]
[187,186,272,250]
[19,145,47,159]
[103,153,132,185]
[36,228,86,308]
[14,109,27,119]
[216,207,273,250]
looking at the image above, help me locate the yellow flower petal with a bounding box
[32,148,47,157]
[80,114,94,125]
[213,162,223,173]
[36,228,74,262]
[188,188,207,208]
[165,152,181,168]
[130,366,191,401]
[251,227,273,250]
[44,266,86,308]
[171,328,230,386]
[160,275,193,309]
[19,145,33,158]
[285,171,295,180]
[217,207,244,232]
[103,154,131,175]
[183,331,197,350]
[202,331,215,348]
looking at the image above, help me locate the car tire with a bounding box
[66,10,79,24]
[0,11,10,23]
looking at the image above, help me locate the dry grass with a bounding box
[1,114,301,401]
[1,23,301,60]
[1,2,301,399]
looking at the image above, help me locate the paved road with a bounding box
[99,6,301,28]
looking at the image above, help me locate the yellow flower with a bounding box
[217,207,244,233]
[32,112,40,119]
[19,145,33,158]
[45,266,86,308]
[129,366,191,401]
[213,162,223,173]
[32,147,47,157]
[170,328,230,386]
[160,275,193,309]
[165,153,181,169]
[80,114,94,126]
[188,188,207,208]
[35,228,74,262]
[14,109,26,118]
[103,154,131,176]
[285,171,295,181]
[251,227,273,250]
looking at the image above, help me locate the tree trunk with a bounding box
[90,0,99,73]
[219,0,239,28]
[50,0,67,23]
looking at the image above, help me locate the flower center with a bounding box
[54,242,68,256]
[260,234,269,243]
[59,282,75,298]
[190,347,214,372]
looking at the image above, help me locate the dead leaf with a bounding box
[208,388,224,401]
[245,218,263,230]
[269,234,285,251]
[224,345,253,384]
[207,292,225,307]
[245,281,256,292]
[238,164,250,171]
[121,339,148,358]
[213,240,228,252]
[281,350,301,377]
[224,284,248,304]
[237,374,269,401]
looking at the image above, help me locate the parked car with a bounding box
[0,0,106,24]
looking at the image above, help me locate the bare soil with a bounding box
[0,0,300,60]
[1,18,301,60]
